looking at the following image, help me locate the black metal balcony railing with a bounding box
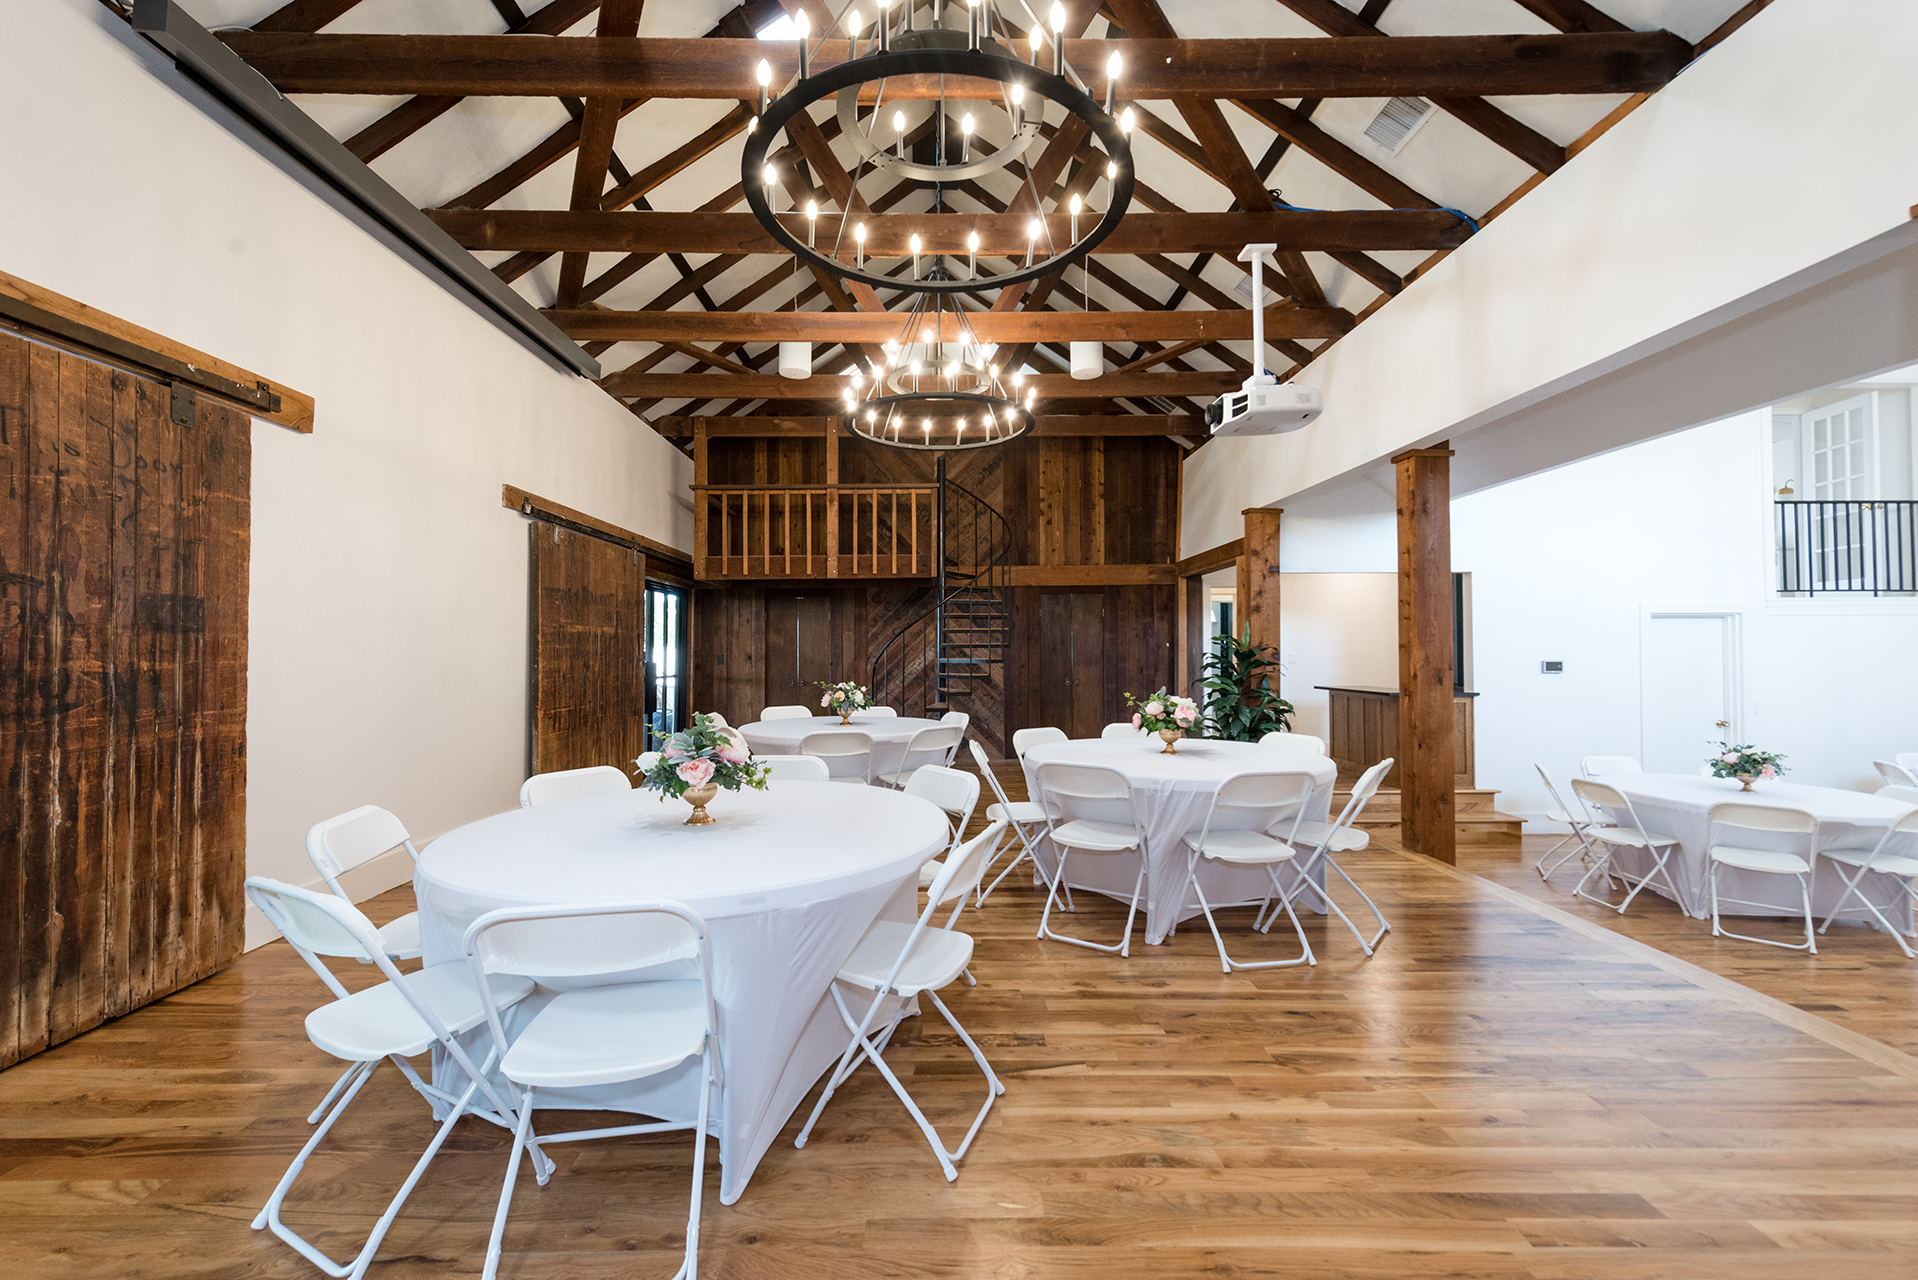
[1776,500,1918,595]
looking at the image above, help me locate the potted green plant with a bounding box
[1199,627,1294,743]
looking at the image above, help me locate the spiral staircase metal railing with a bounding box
[869,459,1010,718]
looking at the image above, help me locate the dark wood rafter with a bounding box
[1507,0,1629,34]
[1270,0,1574,173]
[250,0,368,32]
[555,0,645,309]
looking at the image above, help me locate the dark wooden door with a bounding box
[1037,592,1104,739]
[529,524,645,775]
[764,593,836,712]
[0,333,250,1069]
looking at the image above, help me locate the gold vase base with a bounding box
[682,783,719,824]
[839,714,854,725]
[1738,774,1756,792]
[1159,730,1182,755]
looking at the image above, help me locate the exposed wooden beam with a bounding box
[220,33,1694,100]
[250,0,366,32]
[647,414,1202,438]
[1271,0,1572,172]
[1009,565,1177,586]
[556,0,645,308]
[1229,98,1439,210]
[1507,0,1629,34]
[1177,538,1245,579]
[429,208,1471,256]
[547,307,1352,342]
[603,370,1242,398]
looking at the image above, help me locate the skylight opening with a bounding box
[756,15,802,40]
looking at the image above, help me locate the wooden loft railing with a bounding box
[692,483,937,579]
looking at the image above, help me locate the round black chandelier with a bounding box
[837,291,1037,451]
[741,0,1137,297]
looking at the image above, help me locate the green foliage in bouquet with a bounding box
[634,713,770,800]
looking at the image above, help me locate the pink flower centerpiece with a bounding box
[814,680,872,724]
[1125,686,1202,754]
[634,712,770,824]
[1706,741,1787,792]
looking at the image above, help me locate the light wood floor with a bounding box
[3,808,1916,1277]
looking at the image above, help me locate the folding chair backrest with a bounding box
[1580,755,1642,778]
[926,820,1010,910]
[1893,804,1918,835]
[1324,757,1393,834]
[865,706,898,718]
[761,705,813,721]
[1881,784,1918,805]
[306,806,414,898]
[1012,726,1067,758]
[1259,731,1327,755]
[903,764,980,839]
[1535,762,1581,818]
[1897,752,1918,772]
[968,738,1019,811]
[1570,777,1627,813]
[761,754,831,782]
[1101,722,1142,739]
[519,765,631,808]
[1035,762,1136,829]
[898,725,964,773]
[245,877,384,997]
[719,726,749,751]
[940,711,970,730]
[1202,771,1317,841]
[704,712,730,728]
[800,730,873,782]
[1708,802,1818,837]
[1874,760,1918,788]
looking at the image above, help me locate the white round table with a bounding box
[414,781,949,1204]
[1600,774,1915,932]
[1021,737,1340,945]
[739,713,948,781]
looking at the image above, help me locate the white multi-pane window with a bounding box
[1804,393,1875,499]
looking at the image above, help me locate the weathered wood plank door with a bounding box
[0,332,250,1070]
[1037,591,1105,740]
[528,523,645,775]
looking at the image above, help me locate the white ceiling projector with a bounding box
[1206,243,1324,437]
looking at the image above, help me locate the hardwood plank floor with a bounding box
[2,794,1915,1278]
[1462,835,1918,1055]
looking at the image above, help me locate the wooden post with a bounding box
[824,417,840,578]
[1238,507,1283,651]
[692,417,709,579]
[1394,443,1456,864]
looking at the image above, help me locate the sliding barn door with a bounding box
[0,332,250,1069]
[528,523,645,776]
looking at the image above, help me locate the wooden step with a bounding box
[1332,785,1526,855]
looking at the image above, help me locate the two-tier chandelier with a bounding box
[740,1,1134,451]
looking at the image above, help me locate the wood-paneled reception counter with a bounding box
[1317,685,1478,790]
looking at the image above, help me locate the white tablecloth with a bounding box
[740,714,948,780]
[1599,774,1915,933]
[415,781,949,1203]
[1021,738,1339,945]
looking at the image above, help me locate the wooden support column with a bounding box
[1238,507,1283,651]
[1394,443,1456,864]
[824,418,840,579]
[692,418,709,579]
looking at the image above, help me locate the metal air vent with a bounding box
[1363,96,1436,155]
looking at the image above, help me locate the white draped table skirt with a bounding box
[1021,738,1339,945]
[415,782,948,1203]
[739,713,951,781]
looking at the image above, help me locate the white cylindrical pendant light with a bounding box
[1070,341,1102,381]
[779,341,813,379]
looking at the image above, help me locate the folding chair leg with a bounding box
[1819,864,1918,958]
[1324,855,1391,953]
[1038,849,1142,955]
[1712,863,1818,953]
[305,1060,362,1124]
[482,1084,539,1280]
[675,1062,714,1280]
[1192,861,1313,973]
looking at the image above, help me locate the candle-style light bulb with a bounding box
[966,0,981,51]
[1051,1,1067,31]
[1026,216,1042,267]
[910,232,922,279]
[877,0,891,51]
[1106,50,1122,111]
[762,163,776,189]
[1120,106,1135,136]
[1069,193,1082,241]
[1028,25,1041,63]
[894,107,907,159]
[961,112,974,162]
[796,11,811,77]
[805,198,818,248]
[1010,81,1025,133]
[967,229,979,279]
[756,58,771,115]
[1106,159,1118,182]
[1050,1,1066,75]
[854,220,866,268]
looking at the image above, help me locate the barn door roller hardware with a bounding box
[0,293,281,416]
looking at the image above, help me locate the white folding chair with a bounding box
[1580,755,1643,778]
[704,713,730,728]
[1179,771,1320,972]
[1817,803,1918,957]
[795,820,1009,1181]
[938,712,970,761]
[878,724,966,787]
[1533,762,1616,882]
[1101,721,1143,739]
[1568,779,1682,914]
[1881,785,1918,805]
[306,806,424,961]
[718,724,748,751]
[800,730,874,785]
[761,705,814,721]
[1012,726,1067,757]
[865,705,899,718]
[968,738,1059,906]
[1874,760,1918,789]
[1258,731,1327,755]
[1034,763,1148,957]
[465,901,720,1280]
[244,879,537,1280]
[906,765,982,887]
[1263,757,1394,955]
[518,765,631,808]
[1898,752,1918,773]
[1706,802,1821,953]
[761,754,831,782]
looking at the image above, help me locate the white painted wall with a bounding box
[1454,410,1918,825]
[2,2,693,946]
[1181,0,1918,550]
[1274,575,1397,744]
